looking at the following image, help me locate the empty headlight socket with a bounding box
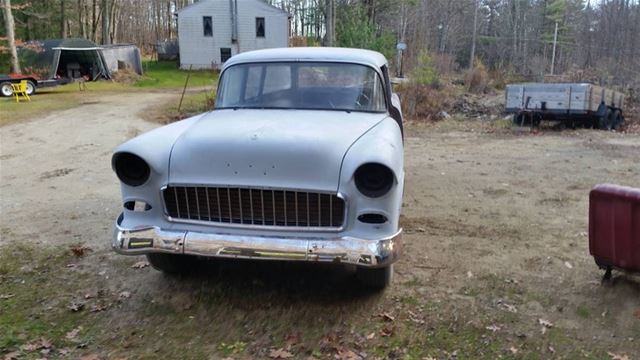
[357,213,388,224]
[124,200,152,212]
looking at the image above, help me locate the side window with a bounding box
[203,16,213,37]
[370,72,386,110]
[256,17,265,37]
[218,68,242,106]
[220,48,231,63]
[263,65,291,94]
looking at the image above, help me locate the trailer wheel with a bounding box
[25,80,36,96]
[610,110,624,130]
[598,108,613,130]
[0,82,13,97]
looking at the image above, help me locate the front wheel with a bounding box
[356,265,394,289]
[0,82,13,97]
[146,253,194,274]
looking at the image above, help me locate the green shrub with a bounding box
[411,50,439,87]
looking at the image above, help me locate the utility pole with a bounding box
[2,0,21,73]
[550,21,558,75]
[469,0,479,70]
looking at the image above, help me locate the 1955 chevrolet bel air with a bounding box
[111,47,404,288]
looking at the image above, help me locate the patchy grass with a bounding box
[135,61,219,89]
[0,243,99,357]
[0,242,620,359]
[1,61,218,127]
[406,115,513,136]
[0,82,132,126]
[140,90,215,124]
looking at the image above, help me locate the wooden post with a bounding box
[178,65,193,115]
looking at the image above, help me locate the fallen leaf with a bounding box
[3,352,19,360]
[66,326,82,340]
[70,244,92,257]
[467,271,474,278]
[319,333,339,352]
[68,301,85,312]
[131,261,149,269]
[90,303,108,312]
[21,343,38,352]
[119,291,131,299]
[608,352,630,360]
[284,332,301,346]
[499,303,518,313]
[78,354,101,360]
[380,325,395,337]
[633,308,640,320]
[365,332,375,340]
[21,337,53,352]
[539,318,553,335]
[538,318,554,328]
[379,312,395,322]
[39,338,52,349]
[486,324,501,332]
[269,348,294,359]
[509,346,519,354]
[548,346,556,354]
[335,348,361,360]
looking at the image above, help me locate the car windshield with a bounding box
[216,62,387,112]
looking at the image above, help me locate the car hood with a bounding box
[169,109,387,192]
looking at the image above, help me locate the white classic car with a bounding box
[111,47,404,288]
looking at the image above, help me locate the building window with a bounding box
[256,17,265,37]
[220,48,232,63]
[203,16,213,37]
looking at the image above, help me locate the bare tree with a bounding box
[2,0,21,73]
[101,0,109,44]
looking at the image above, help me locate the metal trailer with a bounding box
[0,74,66,97]
[505,83,626,130]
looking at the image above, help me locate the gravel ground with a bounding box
[1,93,639,359]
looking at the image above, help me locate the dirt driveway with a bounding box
[1,93,639,359]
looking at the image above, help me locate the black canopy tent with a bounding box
[19,38,111,81]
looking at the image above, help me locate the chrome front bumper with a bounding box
[112,216,402,268]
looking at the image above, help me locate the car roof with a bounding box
[223,47,388,70]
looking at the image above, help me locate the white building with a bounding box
[177,0,290,69]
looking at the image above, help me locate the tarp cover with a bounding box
[18,38,110,81]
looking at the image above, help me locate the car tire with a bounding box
[25,80,36,96]
[356,264,393,289]
[0,82,13,97]
[146,253,194,274]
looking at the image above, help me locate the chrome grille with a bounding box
[163,186,345,228]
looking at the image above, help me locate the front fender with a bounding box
[112,113,206,228]
[338,117,404,237]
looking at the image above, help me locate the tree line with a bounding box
[2,0,639,86]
